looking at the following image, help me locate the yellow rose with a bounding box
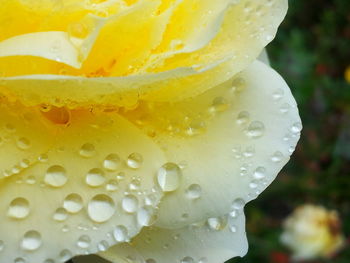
[0,1,301,263]
[281,204,345,261]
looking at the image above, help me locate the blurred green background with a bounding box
[230,0,350,262]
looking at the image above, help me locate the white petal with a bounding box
[122,60,301,228]
[101,213,247,263]
[0,109,166,263]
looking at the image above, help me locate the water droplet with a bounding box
[230,225,237,233]
[232,198,245,210]
[209,97,229,113]
[59,249,72,262]
[86,168,105,187]
[38,154,49,163]
[44,259,55,263]
[207,217,227,231]
[185,184,202,200]
[8,197,30,219]
[236,111,250,125]
[246,121,265,139]
[77,235,91,249]
[249,180,258,189]
[97,240,109,252]
[79,143,96,158]
[137,206,157,226]
[103,154,121,171]
[243,146,255,158]
[272,89,284,101]
[21,230,42,251]
[14,258,25,263]
[17,137,31,150]
[106,180,118,192]
[53,208,68,222]
[127,153,143,169]
[63,194,83,213]
[122,195,138,213]
[145,259,156,263]
[181,257,194,263]
[113,225,128,242]
[44,165,67,188]
[0,240,4,252]
[291,122,302,133]
[253,167,266,179]
[271,151,284,163]
[88,194,115,223]
[280,103,291,114]
[231,78,246,93]
[186,120,206,136]
[157,163,182,192]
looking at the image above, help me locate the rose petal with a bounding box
[100,214,247,263]
[122,60,301,228]
[0,108,166,262]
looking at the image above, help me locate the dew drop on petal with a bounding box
[207,217,227,231]
[63,193,83,214]
[103,153,121,171]
[79,143,96,158]
[185,184,202,200]
[86,168,106,187]
[77,235,91,249]
[7,197,30,219]
[122,194,138,213]
[113,225,128,242]
[88,194,115,223]
[44,165,67,187]
[53,208,68,222]
[21,230,42,251]
[127,153,143,169]
[253,167,266,179]
[157,163,182,192]
[181,257,194,263]
[232,198,245,210]
[246,121,265,139]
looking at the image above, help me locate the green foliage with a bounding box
[229,0,350,262]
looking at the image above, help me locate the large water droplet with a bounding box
[185,184,202,200]
[122,195,138,213]
[63,193,83,213]
[88,194,115,223]
[21,230,42,251]
[103,154,121,171]
[86,168,106,187]
[157,163,182,192]
[246,121,265,139]
[127,153,143,169]
[7,197,30,219]
[44,165,67,187]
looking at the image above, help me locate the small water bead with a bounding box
[62,225,70,233]
[231,78,246,93]
[38,154,49,163]
[207,217,227,231]
[236,111,250,126]
[198,258,208,263]
[59,249,73,262]
[106,180,118,192]
[181,257,194,263]
[209,97,229,113]
[53,208,68,222]
[45,165,67,188]
[137,206,157,226]
[17,137,31,150]
[98,240,109,252]
[113,225,128,242]
[232,198,245,210]
[127,153,143,169]
[77,235,91,249]
[79,143,96,158]
[103,153,121,171]
[249,180,259,189]
[253,167,266,179]
[8,197,30,219]
[185,184,202,200]
[0,240,4,252]
[44,259,55,263]
[229,225,238,233]
[246,121,265,139]
[14,258,26,263]
[186,120,206,136]
[21,230,42,251]
[129,178,141,191]
[271,151,284,163]
[20,159,30,169]
[122,194,138,213]
[291,122,302,133]
[86,168,106,187]
[88,194,115,223]
[63,193,83,213]
[243,146,255,158]
[272,89,284,101]
[280,103,291,114]
[145,259,156,263]
[157,163,182,192]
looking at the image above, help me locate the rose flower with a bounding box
[0,0,301,262]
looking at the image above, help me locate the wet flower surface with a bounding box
[0,0,301,262]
